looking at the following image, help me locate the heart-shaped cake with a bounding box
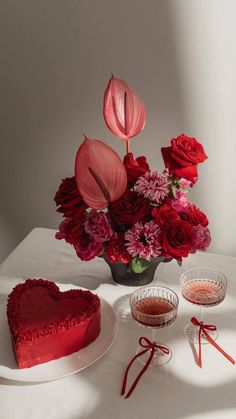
[7,279,101,368]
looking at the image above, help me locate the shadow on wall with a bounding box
[0,0,186,263]
[2,0,235,262]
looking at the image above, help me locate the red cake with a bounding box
[7,279,101,368]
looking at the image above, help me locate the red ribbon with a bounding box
[191,317,235,368]
[121,336,169,399]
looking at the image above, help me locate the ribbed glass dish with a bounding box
[180,267,227,343]
[130,286,179,366]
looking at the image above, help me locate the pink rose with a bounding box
[169,190,188,212]
[85,210,114,242]
[191,225,211,253]
[179,178,192,190]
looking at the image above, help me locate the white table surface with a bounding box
[0,227,236,419]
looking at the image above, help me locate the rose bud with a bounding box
[75,136,127,210]
[123,152,149,186]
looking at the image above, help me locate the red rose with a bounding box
[161,134,207,183]
[109,190,151,225]
[162,220,193,259]
[180,204,209,227]
[54,176,88,218]
[123,153,149,186]
[152,204,180,228]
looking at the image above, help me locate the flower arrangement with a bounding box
[55,75,211,274]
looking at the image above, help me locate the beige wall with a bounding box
[0,0,235,262]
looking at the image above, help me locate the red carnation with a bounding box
[123,153,149,186]
[162,220,193,259]
[74,228,103,261]
[54,176,88,218]
[152,204,180,228]
[161,134,207,183]
[55,217,85,245]
[109,190,151,225]
[105,235,132,264]
[180,204,209,227]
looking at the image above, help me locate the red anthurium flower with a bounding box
[75,136,127,210]
[103,75,146,152]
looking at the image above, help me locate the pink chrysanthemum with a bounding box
[135,171,169,203]
[124,220,162,261]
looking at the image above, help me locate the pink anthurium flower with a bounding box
[75,136,127,209]
[103,75,146,153]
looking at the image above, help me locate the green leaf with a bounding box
[177,259,182,267]
[131,257,151,273]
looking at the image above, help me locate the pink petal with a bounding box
[103,75,146,140]
[75,136,127,209]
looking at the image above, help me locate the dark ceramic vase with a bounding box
[103,255,170,286]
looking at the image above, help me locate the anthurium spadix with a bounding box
[75,136,127,209]
[103,75,146,153]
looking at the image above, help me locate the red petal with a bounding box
[173,165,198,183]
[161,146,173,169]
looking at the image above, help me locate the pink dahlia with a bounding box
[191,225,211,253]
[74,229,103,261]
[85,210,114,242]
[135,171,169,203]
[124,221,162,261]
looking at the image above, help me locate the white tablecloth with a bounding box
[0,228,236,419]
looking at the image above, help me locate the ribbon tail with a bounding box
[121,348,149,396]
[124,347,155,399]
[202,330,235,365]
[198,326,202,368]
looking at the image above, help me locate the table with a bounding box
[0,228,236,419]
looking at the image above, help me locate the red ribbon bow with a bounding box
[121,336,169,399]
[191,317,235,368]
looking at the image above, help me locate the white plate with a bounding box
[0,283,117,382]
